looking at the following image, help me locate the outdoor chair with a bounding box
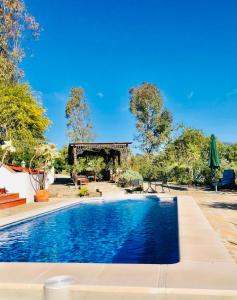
[76,175,89,186]
[127,179,143,193]
[152,176,170,193]
[214,169,236,189]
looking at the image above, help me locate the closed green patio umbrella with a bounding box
[208,134,220,190]
[208,134,220,169]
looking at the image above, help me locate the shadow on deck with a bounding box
[208,202,237,211]
[53,177,74,186]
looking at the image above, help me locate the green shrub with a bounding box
[78,187,89,197]
[169,166,191,185]
[118,169,143,187]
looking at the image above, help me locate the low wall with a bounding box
[0,166,53,203]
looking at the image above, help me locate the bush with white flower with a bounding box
[30,143,58,190]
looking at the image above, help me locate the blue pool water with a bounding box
[0,197,179,264]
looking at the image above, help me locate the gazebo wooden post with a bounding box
[120,147,129,168]
[118,152,121,165]
[107,152,114,181]
[72,146,78,188]
[73,146,78,165]
[112,155,116,181]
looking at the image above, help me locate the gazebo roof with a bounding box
[69,142,132,147]
[68,142,132,164]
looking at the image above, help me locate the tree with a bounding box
[0,83,50,163]
[0,140,16,165]
[129,82,173,153]
[164,128,209,184]
[0,0,40,83]
[65,87,94,142]
[29,143,58,190]
[225,143,237,163]
[87,157,106,181]
[54,146,71,174]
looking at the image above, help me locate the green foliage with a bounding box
[131,154,168,182]
[165,128,209,184]
[73,157,105,174]
[54,146,71,174]
[11,145,35,166]
[0,0,40,83]
[70,156,106,186]
[226,143,237,163]
[129,82,173,153]
[65,87,94,142]
[131,128,237,186]
[137,155,157,180]
[0,83,50,165]
[86,157,106,179]
[129,83,237,186]
[78,187,89,197]
[118,169,143,187]
[0,140,16,165]
[72,158,87,175]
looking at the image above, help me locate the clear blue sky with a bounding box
[23,0,237,149]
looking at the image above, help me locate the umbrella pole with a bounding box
[211,167,218,192]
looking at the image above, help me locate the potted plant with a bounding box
[30,143,58,202]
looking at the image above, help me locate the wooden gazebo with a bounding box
[68,142,132,180]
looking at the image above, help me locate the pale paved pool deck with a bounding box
[164,187,237,264]
[0,195,237,299]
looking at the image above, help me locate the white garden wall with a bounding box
[0,166,54,203]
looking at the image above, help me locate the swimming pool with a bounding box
[0,197,179,264]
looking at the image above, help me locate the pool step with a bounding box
[0,192,26,209]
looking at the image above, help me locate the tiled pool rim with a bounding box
[0,194,237,300]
